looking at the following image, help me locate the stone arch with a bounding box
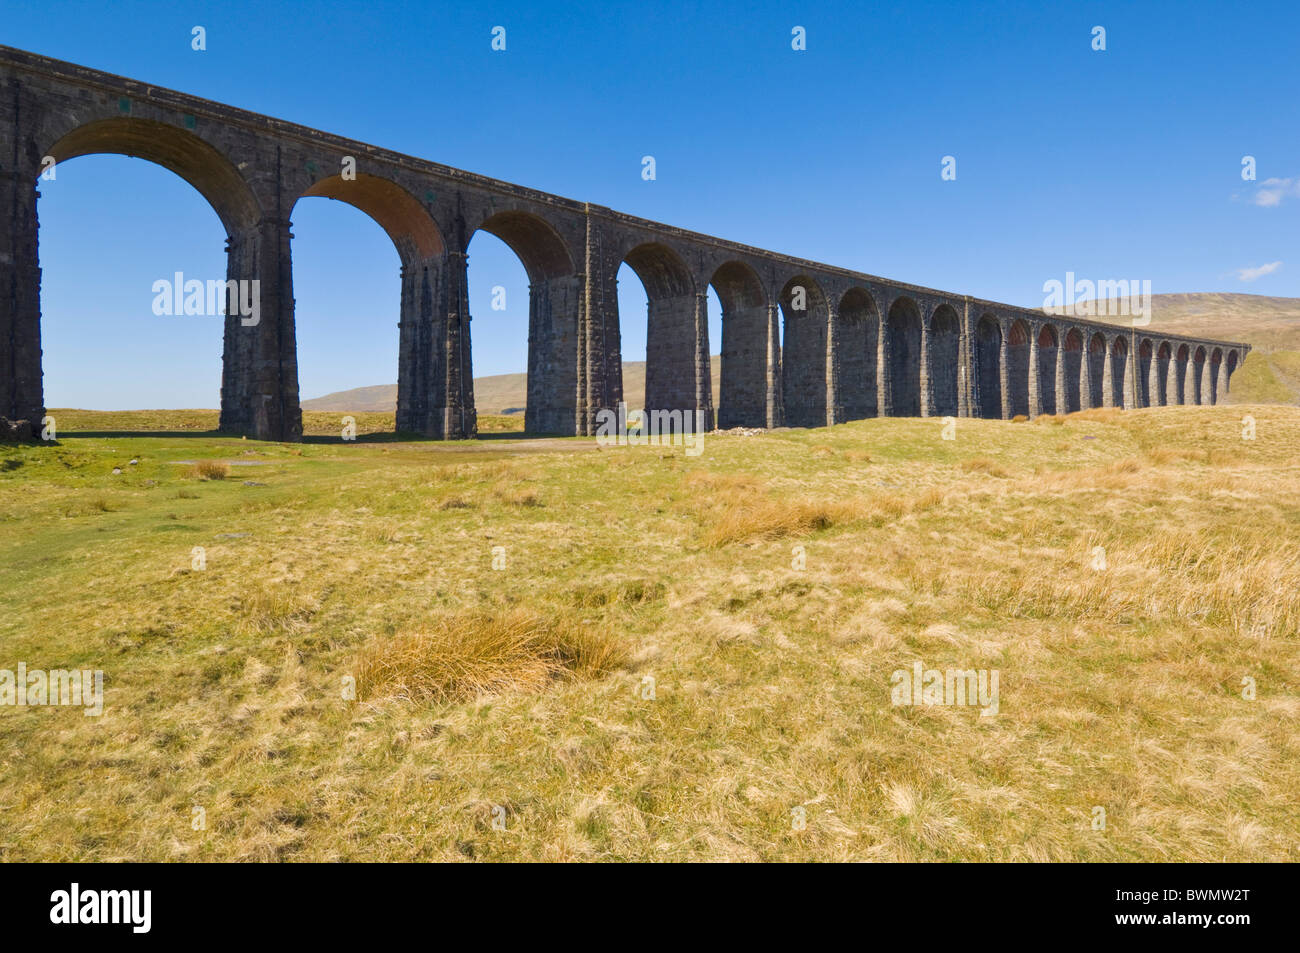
[1175,344,1190,404]
[1110,336,1129,408]
[1138,338,1154,407]
[1006,319,1031,417]
[1062,328,1084,413]
[712,260,769,428]
[1087,332,1107,408]
[622,242,702,427]
[1192,345,1207,404]
[886,296,923,417]
[929,304,960,417]
[1037,323,1060,415]
[300,173,445,265]
[1156,342,1172,406]
[974,314,1001,419]
[1226,349,1240,397]
[43,117,262,235]
[474,209,575,281]
[836,287,880,422]
[1209,347,1224,404]
[473,210,581,433]
[780,275,829,427]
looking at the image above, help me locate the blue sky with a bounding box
[5,0,1297,408]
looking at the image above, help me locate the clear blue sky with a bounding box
[5,0,1297,408]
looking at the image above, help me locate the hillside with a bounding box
[304,356,724,415]
[4,404,1298,860]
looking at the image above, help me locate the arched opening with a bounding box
[1006,319,1031,417]
[1156,342,1172,406]
[1110,336,1129,408]
[621,242,702,432]
[974,314,1001,419]
[473,210,576,434]
[1175,344,1190,404]
[1137,339,1154,407]
[1192,346,1207,404]
[930,304,960,417]
[35,118,262,425]
[1037,323,1059,415]
[836,288,880,422]
[1087,333,1107,408]
[36,156,229,414]
[780,275,829,427]
[1062,329,1084,413]
[293,174,446,438]
[713,261,768,429]
[1226,350,1240,395]
[1209,348,1223,404]
[886,297,923,417]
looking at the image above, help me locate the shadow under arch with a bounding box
[622,242,706,429]
[930,304,960,417]
[836,287,880,423]
[781,274,829,427]
[712,260,769,428]
[974,314,1002,419]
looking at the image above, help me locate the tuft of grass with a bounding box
[353,608,624,704]
[959,457,1010,478]
[188,460,230,481]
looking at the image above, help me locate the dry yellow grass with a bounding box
[187,459,230,480]
[1,404,1297,862]
[354,608,624,704]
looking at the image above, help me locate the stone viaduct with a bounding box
[1,47,1249,441]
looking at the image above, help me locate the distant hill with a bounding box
[304,294,1300,413]
[303,356,723,414]
[1072,292,1300,406]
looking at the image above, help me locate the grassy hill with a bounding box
[304,356,723,415]
[1076,292,1300,406]
[3,404,1298,860]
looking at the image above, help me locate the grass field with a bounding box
[1,405,1298,861]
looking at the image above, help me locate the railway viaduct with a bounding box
[1,47,1249,441]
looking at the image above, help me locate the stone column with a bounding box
[1147,347,1160,408]
[825,301,839,425]
[1080,339,1094,411]
[218,217,303,441]
[526,272,584,435]
[765,302,781,428]
[919,312,932,417]
[1027,324,1041,418]
[1217,354,1232,401]
[1124,337,1137,410]
[876,312,891,417]
[1200,358,1214,407]
[693,291,714,431]
[1184,358,1199,405]
[1101,338,1115,409]
[0,156,43,427]
[1054,334,1067,415]
[998,321,1010,420]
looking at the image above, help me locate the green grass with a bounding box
[1,406,1297,861]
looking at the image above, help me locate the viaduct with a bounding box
[1,47,1249,442]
